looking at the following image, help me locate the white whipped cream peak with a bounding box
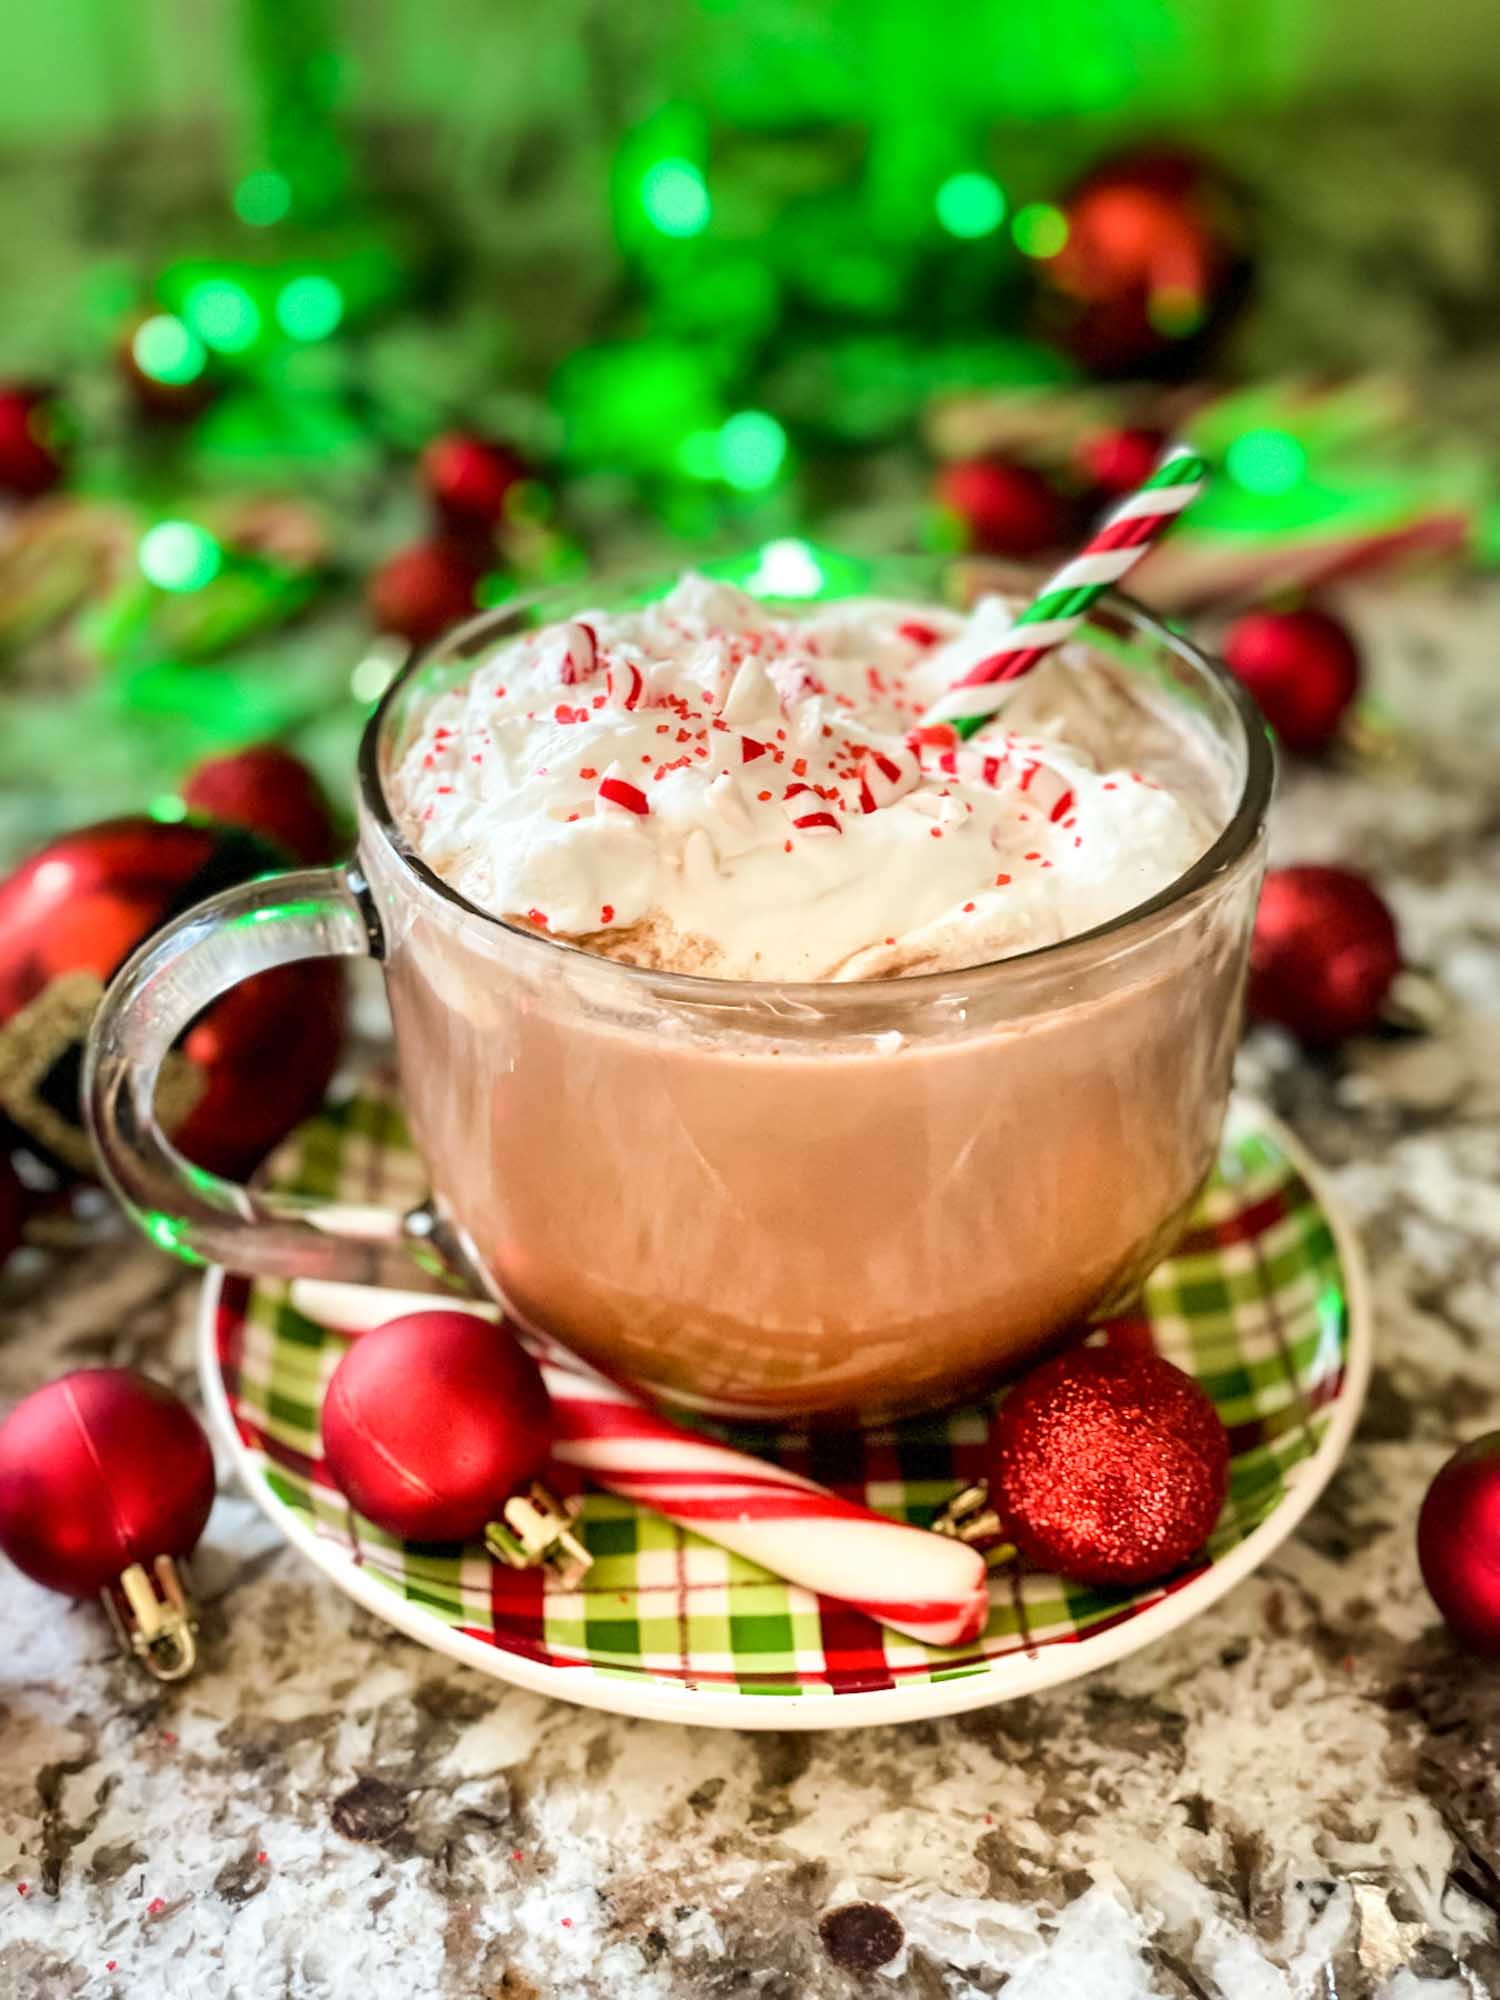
[387,574,1211,980]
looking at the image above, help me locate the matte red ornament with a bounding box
[368,540,484,649]
[935,457,1068,558]
[322,1312,555,1543]
[0,816,342,1178]
[182,743,339,866]
[990,1345,1229,1587]
[0,1369,214,1677]
[1075,424,1168,502]
[1248,865,1401,1045]
[1040,146,1252,377]
[0,384,66,499]
[1223,607,1361,754]
[1418,1435,1500,1656]
[421,432,529,534]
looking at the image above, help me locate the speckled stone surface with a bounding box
[2,579,1499,1999]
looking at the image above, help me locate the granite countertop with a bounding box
[2,578,1500,1999]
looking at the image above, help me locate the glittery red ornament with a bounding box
[421,433,529,534]
[322,1312,555,1543]
[0,384,66,499]
[368,540,484,649]
[1248,865,1401,1045]
[1074,424,1168,502]
[0,1369,214,1598]
[935,457,1068,558]
[1040,146,1252,377]
[0,817,342,1178]
[1223,607,1361,754]
[182,743,339,865]
[990,1345,1229,1587]
[1418,1436,1500,1656]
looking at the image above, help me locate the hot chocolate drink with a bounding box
[374,572,1260,1419]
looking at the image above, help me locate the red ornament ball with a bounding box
[1249,865,1401,1045]
[935,456,1068,558]
[0,816,342,1178]
[1074,424,1168,501]
[0,384,66,499]
[1418,1436,1500,1656]
[991,1345,1229,1587]
[1223,607,1361,754]
[1040,146,1252,377]
[182,743,339,866]
[0,1369,215,1598]
[421,432,529,534]
[322,1311,555,1543]
[368,540,484,649]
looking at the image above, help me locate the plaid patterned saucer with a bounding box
[200,1087,1370,1730]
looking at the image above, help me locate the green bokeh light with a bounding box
[148,793,189,823]
[139,521,223,593]
[131,314,207,386]
[184,279,263,354]
[935,172,1007,239]
[717,410,788,492]
[275,274,344,341]
[233,170,292,227]
[1011,203,1069,258]
[1225,428,1308,496]
[640,158,711,238]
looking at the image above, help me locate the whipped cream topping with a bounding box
[387,575,1212,981]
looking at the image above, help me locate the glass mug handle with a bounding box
[84,864,450,1285]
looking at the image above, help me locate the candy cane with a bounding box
[291,1282,990,1649]
[923,445,1208,739]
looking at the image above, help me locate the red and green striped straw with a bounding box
[922,444,1209,740]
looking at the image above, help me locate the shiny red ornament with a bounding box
[322,1311,555,1543]
[935,456,1068,558]
[1074,424,1167,501]
[1248,865,1401,1045]
[368,540,484,649]
[1418,1436,1500,1656]
[1223,607,1361,754]
[0,816,342,1178]
[421,432,529,534]
[0,384,66,498]
[0,1369,214,1598]
[991,1345,1229,1587]
[182,743,339,865]
[1040,146,1252,377]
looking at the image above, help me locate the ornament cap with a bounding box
[931,1480,1012,1557]
[101,1555,199,1681]
[485,1484,593,1588]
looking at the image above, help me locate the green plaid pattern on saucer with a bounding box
[213,1087,1352,1704]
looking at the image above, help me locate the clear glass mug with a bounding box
[85,555,1273,1422]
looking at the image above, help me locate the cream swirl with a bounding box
[386,574,1211,980]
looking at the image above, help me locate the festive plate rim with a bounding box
[197,1100,1373,1731]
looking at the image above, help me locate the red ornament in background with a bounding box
[1419,1436,1500,1656]
[1249,865,1401,1045]
[935,456,1068,558]
[0,817,342,1179]
[1074,424,1168,502]
[0,1369,214,1677]
[1040,146,1252,377]
[368,540,484,649]
[182,744,340,866]
[0,384,66,499]
[421,433,529,535]
[322,1311,555,1543]
[990,1345,1229,1587]
[1223,607,1362,754]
